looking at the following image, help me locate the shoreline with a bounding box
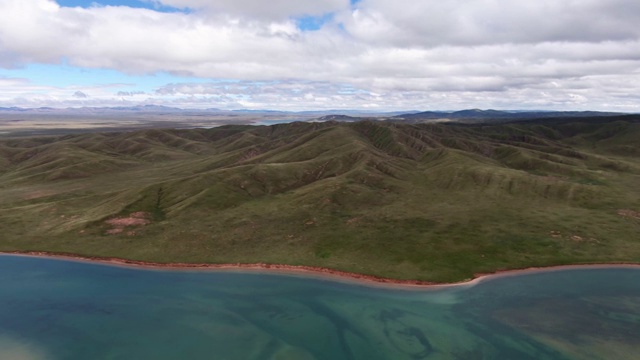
[2,251,640,289]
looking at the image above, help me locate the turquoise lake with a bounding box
[0,255,638,359]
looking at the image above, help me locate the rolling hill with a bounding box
[1,117,639,282]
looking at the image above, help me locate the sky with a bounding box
[0,0,639,111]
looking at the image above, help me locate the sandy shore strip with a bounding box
[1,251,639,289]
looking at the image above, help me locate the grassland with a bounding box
[1,117,639,282]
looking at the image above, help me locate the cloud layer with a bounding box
[0,0,639,110]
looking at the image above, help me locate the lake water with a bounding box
[0,255,638,360]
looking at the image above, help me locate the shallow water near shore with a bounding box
[0,255,639,359]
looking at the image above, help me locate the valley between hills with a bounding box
[1,116,639,282]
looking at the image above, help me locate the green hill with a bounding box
[1,117,639,282]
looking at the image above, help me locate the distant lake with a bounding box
[0,255,638,360]
[251,119,308,126]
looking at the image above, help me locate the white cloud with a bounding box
[341,0,640,47]
[0,0,639,110]
[1,77,639,111]
[149,0,349,20]
[116,90,146,96]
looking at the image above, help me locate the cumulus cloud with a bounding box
[0,76,29,87]
[1,77,638,111]
[117,90,146,96]
[341,0,640,47]
[0,0,639,110]
[148,0,349,20]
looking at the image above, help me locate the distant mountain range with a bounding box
[0,105,218,113]
[391,109,625,122]
[0,106,629,123]
[0,105,407,116]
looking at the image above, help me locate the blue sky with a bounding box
[58,0,156,8]
[56,0,192,13]
[0,0,639,111]
[1,63,186,90]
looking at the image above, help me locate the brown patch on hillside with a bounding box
[239,148,261,162]
[105,211,150,235]
[24,190,57,200]
[550,231,598,244]
[618,209,640,220]
[346,217,361,226]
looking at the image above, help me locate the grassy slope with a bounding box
[0,118,639,282]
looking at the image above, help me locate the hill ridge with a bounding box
[0,118,638,282]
